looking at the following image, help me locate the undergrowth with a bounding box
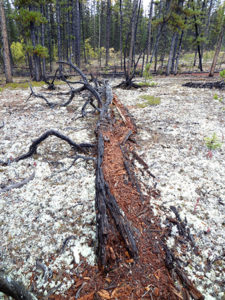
[137,82,157,87]
[0,80,65,90]
[204,133,222,150]
[137,95,161,107]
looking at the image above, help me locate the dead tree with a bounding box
[0,61,205,299]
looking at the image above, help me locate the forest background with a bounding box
[0,0,225,83]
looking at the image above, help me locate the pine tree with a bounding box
[0,0,13,82]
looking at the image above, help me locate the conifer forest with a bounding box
[0,1,225,300]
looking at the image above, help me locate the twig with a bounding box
[58,235,77,254]
[75,282,86,299]
[55,155,95,174]
[27,84,55,107]
[36,260,52,282]
[0,171,35,193]
[58,60,102,107]
[0,121,4,129]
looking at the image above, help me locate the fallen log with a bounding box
[183,80,225,90]
[1,61,206,299]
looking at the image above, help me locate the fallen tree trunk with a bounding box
[0,61,205,299]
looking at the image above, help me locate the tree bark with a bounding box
[105,0,111,66]
[56,0,62,72]
[74,0,81,67]
[209,18,225,77]
[146,0,153,64]
[192,0,203,71]
[0,0,13,83]
[119,0,123,70]
[166,32,177,75]
[30,19,40,81]
[127,0,138,77]
[174,30,184,75]
[41,4,46,79]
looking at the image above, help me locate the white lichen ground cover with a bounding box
[0,77,224,299]
[0,87,97,297]
[116,76,225,300]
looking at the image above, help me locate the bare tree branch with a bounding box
[0,171,35,193]
[12,130,95,163]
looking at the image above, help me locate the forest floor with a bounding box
[0,74,224,300]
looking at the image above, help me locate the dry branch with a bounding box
[11,129,95,163]
[0,171,35,193]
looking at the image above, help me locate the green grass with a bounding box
[1,81,45,90]
[0,80,66,90]
[137,95,161,108]
[137,81,157,87]
[213,94,223,103]
[204,133,222,150]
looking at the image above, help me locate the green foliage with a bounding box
[11,41,26,64]
[143,63,152,81]
[1,81,46,90]
[33,45,48,58]
[85,38,98,60]
[219,70,225,81]
[137,82,157,87]
[204,133,222,150]
[213,94,223,102]
[14,8,47,27]
[137,95,161,107]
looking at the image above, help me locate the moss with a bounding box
[137,82,157,87]
[1,81,46,90]
[0,80,67,91]
[137,95,161,107]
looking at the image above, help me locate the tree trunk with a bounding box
[105,0,111,66]
[170,33,179,73]
[74,0,81,67]
[166,32,177,75]
[119,0,123,70]
[56,0,62,72]
[150,0,163,64]
[192,0,203,71]
[127,0,138,77]
[0,0,13,83]
[174,30,184,75]
[146,0,153,64]
[80,1,87,64]
[30,18,40,81]
[41,5,46,79]
[209,19,225,77]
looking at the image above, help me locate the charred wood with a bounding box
[0,130,95,165]
[0,272,33,300]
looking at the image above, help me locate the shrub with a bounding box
[219,69,225,81]
[204,133,222,150]
[11,41,26,65]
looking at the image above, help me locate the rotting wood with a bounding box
[183,80,225,90]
